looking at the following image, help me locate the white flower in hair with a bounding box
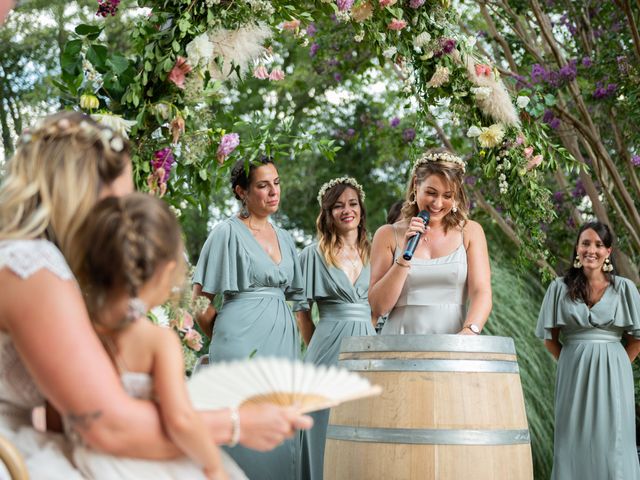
[317,176,365,206]
[411,151,466,175]
[91,113,137,139]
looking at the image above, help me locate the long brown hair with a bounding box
[73,193,184,320]
[0,111,129,259]
[316,183,370,267]
[400,147,469,233]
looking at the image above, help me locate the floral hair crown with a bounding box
[317,176,365,206]
[411,151,466,175]
[18,117,124,153]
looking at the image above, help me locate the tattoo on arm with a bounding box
[64,410,103,445]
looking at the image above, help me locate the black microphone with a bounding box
[402,210,430,261]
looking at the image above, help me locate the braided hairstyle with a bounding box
[0,111,130,259]
[74,193,184,325]
[230,156,275,199]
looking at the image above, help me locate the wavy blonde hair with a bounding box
[317,183,370,267]
[401,147,469,232]
[0,111,129,259]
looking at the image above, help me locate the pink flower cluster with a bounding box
[168,57,192,90]
[170,311,203,351]
[147,147,175,197]
[217,133,240,164]
[253,65,286,81]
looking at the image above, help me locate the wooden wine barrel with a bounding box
[324,335,533,480]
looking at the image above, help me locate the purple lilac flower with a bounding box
[581,56,592,67]
[553,191,565,204]
[631,155,640,167]
[531,64,546,84]
[593,86,608,99]
[549,118,561,129]
[390,117,400,128]
[607,83,617,94]
[559,61,577,82]
[346,128,355,138]
[96,0,120,17]
[306,22,317,37]
[151,147,175,182]
[402,128,416,143]
[542,109,555,123]
[544,70,561,88]
[333,72,343,82]
[336,0,354,11]
[309,43,319,57]
[217,133,240,159]
[572,180,586,199]
[409,0,426,7]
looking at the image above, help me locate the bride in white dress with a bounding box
[0,112,311,479]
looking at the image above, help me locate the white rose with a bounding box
[413,32,431,49]
[186,33,214,68]
[466,125,482,138]
[382,46,397,58]
[516,96,530,109]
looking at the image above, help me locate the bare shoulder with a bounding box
[463,220,486,237]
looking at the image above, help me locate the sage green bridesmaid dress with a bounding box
[193,216,305,480]
[536,276,640,480]
[294,244,376,480]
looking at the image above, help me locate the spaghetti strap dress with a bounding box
[294,244,376,480]
[536,276,640,480]
[193,216,305,480]
[381,225,468,335]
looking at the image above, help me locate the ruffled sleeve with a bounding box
[192,219,253,296]
[291,244,325,312]
[279,229,305,303]
[612,277,640,338]
[535,277,565,340]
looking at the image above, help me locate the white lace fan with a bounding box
[187,357,382,414]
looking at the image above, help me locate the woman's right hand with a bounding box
[404,216,428,249]
[237,404,313,451]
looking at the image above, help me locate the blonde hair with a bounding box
[401,147,469,232]
[73,193,185,321]
[0,111,129,259]
[316,182,370,267]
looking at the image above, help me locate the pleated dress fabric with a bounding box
[295,244,376,480]
[193,216,305,480]
[536,276,640,480]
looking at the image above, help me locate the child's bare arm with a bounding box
[152,327,225,478]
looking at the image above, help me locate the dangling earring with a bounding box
[452,204,458,214]
[573,255,582,269]
[408,191,417,206]
[123,297,147,326]
[239,198,250,219]
[602,257,613,272]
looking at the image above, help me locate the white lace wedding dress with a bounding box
[0,239,247,480]
[0,239,85,480]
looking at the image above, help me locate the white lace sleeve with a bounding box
[0,239,74,280]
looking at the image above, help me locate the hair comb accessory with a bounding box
[411,151,466,176]
[317,176,366,206]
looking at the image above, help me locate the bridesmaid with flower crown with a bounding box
[295,177,376,480]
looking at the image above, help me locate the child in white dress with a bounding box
[70,192,246,480]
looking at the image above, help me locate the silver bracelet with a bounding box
[228,407,241,447]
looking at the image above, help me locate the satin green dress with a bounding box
[295,244,376,480]
[536,276,640,480]
[193,216,305,480]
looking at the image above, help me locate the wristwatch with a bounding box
[464,323,481,334]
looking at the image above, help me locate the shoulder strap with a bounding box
[392,224,400,259]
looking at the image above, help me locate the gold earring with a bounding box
[573,255,582,269]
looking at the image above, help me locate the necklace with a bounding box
[339,246,361,270]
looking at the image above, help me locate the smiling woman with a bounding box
[294,176,376,480]
[368,148,492,336]
[536,221,640,480]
